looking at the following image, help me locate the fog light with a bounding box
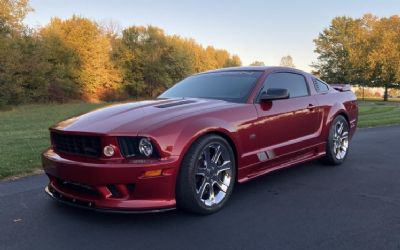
[103,145,115,157]
[144,169,162,177]
[139,138,153,157]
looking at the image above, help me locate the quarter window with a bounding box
[313,79,329,93]
[261,73,309,98]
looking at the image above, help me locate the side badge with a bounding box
[257,152,268,161]
[257,150,275,162]
[266,150,275,159]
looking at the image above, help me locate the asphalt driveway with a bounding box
[1,125,400,250]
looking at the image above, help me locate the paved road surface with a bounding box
[1,126,400,250]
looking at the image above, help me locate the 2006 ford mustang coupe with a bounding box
[43,66,358,214]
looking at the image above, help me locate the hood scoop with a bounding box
[155,99,197,108]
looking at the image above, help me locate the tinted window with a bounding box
[159,71,263,103]
[314,79,329,93]
[261,73,309,98]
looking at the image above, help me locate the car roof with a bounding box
[199,66,311,76]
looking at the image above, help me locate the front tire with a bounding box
[322,115,350,166]
[176,135,236,214]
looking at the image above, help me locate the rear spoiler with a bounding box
[330,84,351,92]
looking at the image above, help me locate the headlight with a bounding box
[138,138,153,157]
[103,145,115,157]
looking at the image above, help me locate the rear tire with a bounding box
[321,115,350,166]
[176,135,236,214]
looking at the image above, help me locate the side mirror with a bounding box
[259,88,289,102]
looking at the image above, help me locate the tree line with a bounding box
[313,14,400,101]
[0,0,241,106]
[2,1,399,105]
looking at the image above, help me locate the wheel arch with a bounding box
[174,128,239,214]
[201,131,239,181]
[326,102,350,127]
[178,128,240,182]
[335,111,350,125]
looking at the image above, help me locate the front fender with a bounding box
[174,117,240,159]
[139,116,240,160]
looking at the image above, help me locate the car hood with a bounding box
[51,98,231,135]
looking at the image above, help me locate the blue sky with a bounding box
[24,0,400,72]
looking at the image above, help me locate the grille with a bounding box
[117,137,140,158]
[51,132,101,157]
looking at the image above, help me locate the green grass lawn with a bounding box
[358,101,400,128]
[0,102,107,179]
[357,97,400,102]
[0,101,400,179]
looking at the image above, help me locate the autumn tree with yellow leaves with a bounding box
[313,14,400,101]
[0,0,241,105]
[41,16,122,101]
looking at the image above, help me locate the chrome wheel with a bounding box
[333,120,349,160]
[195,143,233,207]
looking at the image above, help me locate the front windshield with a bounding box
[159,70,263,103]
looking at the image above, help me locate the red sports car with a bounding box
[43,66,358,214]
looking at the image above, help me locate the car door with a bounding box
[253,72,322,163]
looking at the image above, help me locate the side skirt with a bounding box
[238,148,326,184]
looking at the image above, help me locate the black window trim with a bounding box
[255,71,311,103]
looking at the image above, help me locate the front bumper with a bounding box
[44,186,175,213]
[42,149,179,212]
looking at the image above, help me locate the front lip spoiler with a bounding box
[44,186,176,214]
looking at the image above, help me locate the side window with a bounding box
[313,78,329,93]
[261,73,309,98]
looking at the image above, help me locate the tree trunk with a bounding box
[383,85,388,101]
[362,86,365,101]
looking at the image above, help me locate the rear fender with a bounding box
[326,102,348,128]
[323,102,357,142]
